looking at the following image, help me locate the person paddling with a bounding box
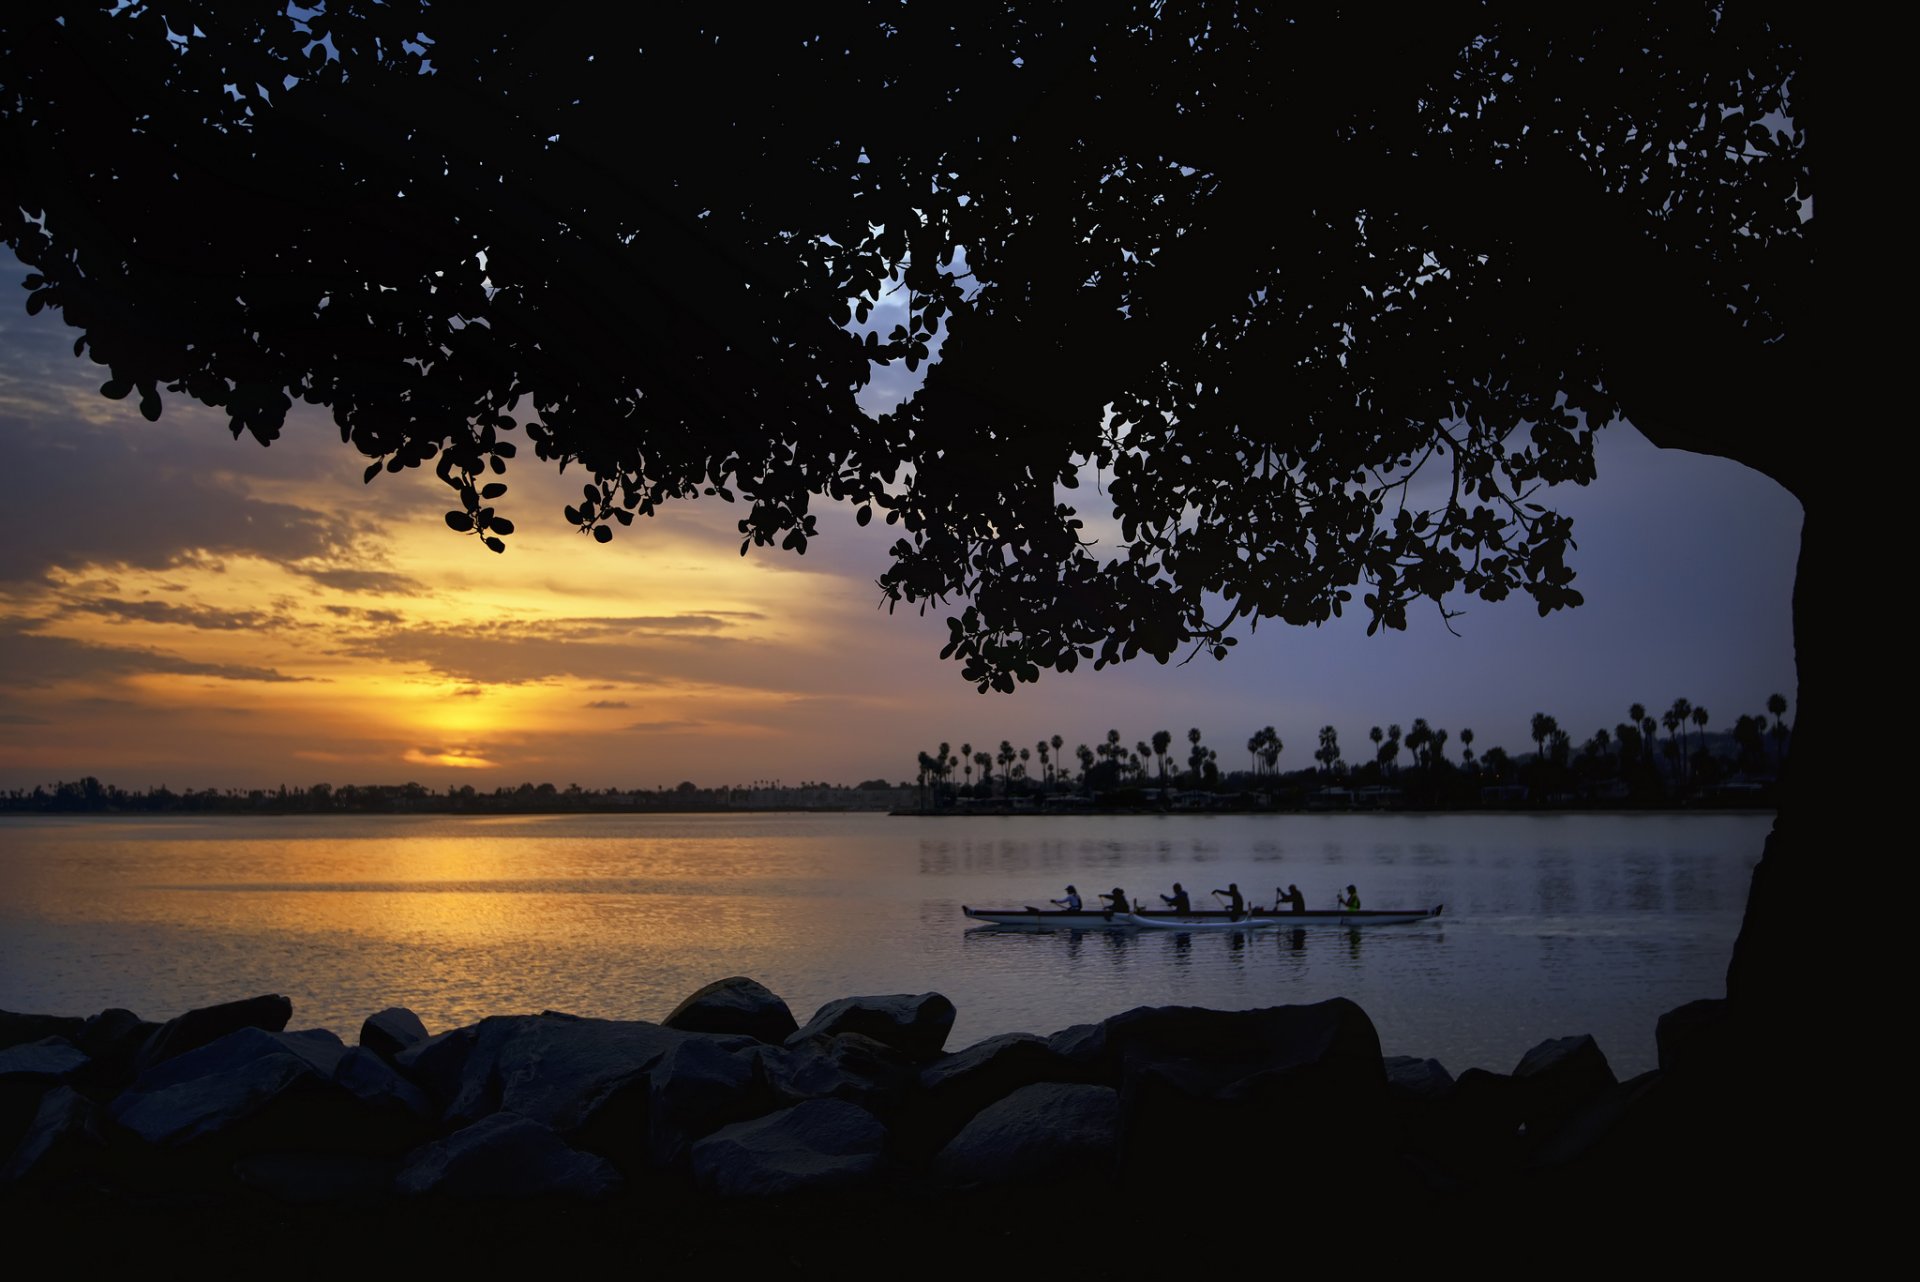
[1160,883,1192,913]
[1100,886,1131,916]
[1052,885,1082,911]
[1277,883,1306,914]
[1342,884,1361,911]
[1212,882,1245,920]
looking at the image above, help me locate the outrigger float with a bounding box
[961,905,1443,929]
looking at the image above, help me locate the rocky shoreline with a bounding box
[1,980,1790,1259]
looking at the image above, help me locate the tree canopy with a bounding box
[1,3,1808,690]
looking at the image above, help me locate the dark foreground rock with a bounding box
[934,1082,1119,1188]
[787,993,956,1061]
[130,994,293,1076]
[664,977,798,1045]
[691,1099,887,1197]
[396,1112,622,1200]
[0,981,1811,1255]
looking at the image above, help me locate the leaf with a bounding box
[445,511,473,531]
[490,517,515,535]
[481,482,507,499]
[101,379,132,400]
[364,461,382,483]
[856,504,872,526]
[592,525,612,543]
[484,536,506,553]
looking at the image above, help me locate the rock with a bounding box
[391,1024,480,1103]
[131,994,293,1075]
[1384,1056,1455,1101]
[664,977,798,1045]
[691,1099,887,1198]
[787,993,956,1061]
[1512,1035,1618,1135]
[1045,1023,1112,1080]
[1526,1069,1663,1170]
[0,1011,85,1053]
[646,1034,773,1168]
[1411,1067,1527,1178]
[2,1086,105,1183]
[334,1047,437,1125]
[1656,998,1731,1074]
[78,1008,159,1076]
[109,1026,407,1155]
[759,1032,920,1119]
[358,1008,430,1062]
[435,1014,729,1133]
[934,1082,1119,1188]
[0,1037,90,1082]
[1106,1000,1388,1174]
[395,1112,622,1200]
[905,1032,1078,1156]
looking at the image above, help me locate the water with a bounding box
[0,811,1765,1077]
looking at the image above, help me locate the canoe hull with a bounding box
[962,906,1442,929]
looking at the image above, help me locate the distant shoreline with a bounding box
[0,804,1776,820]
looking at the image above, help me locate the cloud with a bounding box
[323,605,406,624]
[292,566,428,596]
[61,597,286,631]
[0,712,52,725]
[584,699,631,708]
[623,719,707,732]
[0,620,317,686]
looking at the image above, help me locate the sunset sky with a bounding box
[0,246,1804,793]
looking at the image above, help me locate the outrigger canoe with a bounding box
[962,905,1443,929]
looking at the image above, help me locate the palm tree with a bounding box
[1152,729,1173,781]
[1766,693,1790,764]
[1036,740,1051,787]
[1432,728,1449,765]
[1661,708,1682,780]
[960,743,973,794]
[1407,718,1432,770]
[1669,698,1693,770]
[1459,727,1475,770]
[1690,705,1710,767]
[975,750,992,793]
[1261,729,1282,776]
[1628,704,1647,770]
[1530,712,1558,761]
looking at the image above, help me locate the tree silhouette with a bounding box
[0,2,1820,1159]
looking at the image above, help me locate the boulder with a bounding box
[1106,1000,1389,1174]
[1526,1069,1663,1170]
[2,1085,105,1184]
[109,1026,412,1156]
[395,1112,622,1200]
[1384,1056,1456,1101]
[691,1099,887,1198]
[1045,1023,1112,1081]
[646,1034,774,1168]
[787,993,956,1061]
[391,1024,481,1103]
[905,1032,1078,1156]
[1656,998,1731,1075]
[433,1014,730,1133]
[0,1037,90,1082]
[1512,1035,1618,1136]
[1410,1067,1528,1178]
[664,977,798,1045]
[0,1011,85,1053]
[78,1008,159,1077]
[0,1037,93,1153]
[759,1032,920,1119]
[130,994,292,1075]
[333,1047,437,1126]
[934,1082,1119,1188]
[358,1008,430,1062]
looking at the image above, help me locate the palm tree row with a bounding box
[912,693,1792,808]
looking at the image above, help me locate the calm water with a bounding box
[0,811,1766,1077]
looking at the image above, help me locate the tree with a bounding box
[1530,714,1559,763]
[0,1,1819,1160]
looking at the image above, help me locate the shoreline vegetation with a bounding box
[1,697,1792,819]
[0,980,1782,1258]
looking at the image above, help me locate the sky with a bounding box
[0,246,1805,793]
